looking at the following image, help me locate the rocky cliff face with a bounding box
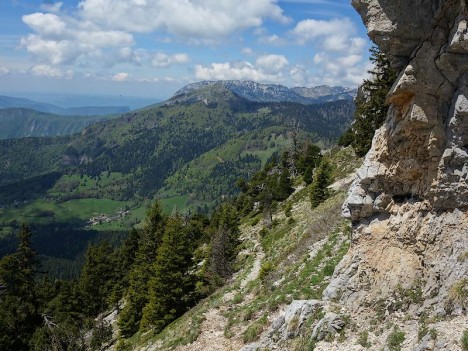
[325,0,467,347]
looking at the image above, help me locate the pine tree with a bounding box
[140,214,196,332]
[108,228,141,308]
[78,241,115,317]
[276,168,293,200]
[210,204,240,279]
[310,158,333,208]
[296,143,322,174]
[352,46,397,156]
[0,224,42,350]
[118,201,166,337]
[303,166,313,185]
[337,127,354,147]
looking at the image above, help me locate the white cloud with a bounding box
[117,47,148,66]
[78,0,289,38]
[152,53,189,68]
[290,17,370,87]
[292,18,355,46]
[40,2,64,13]
[30,64,73,78]
[112,72,129,81]
[195,61,284,82]
[258,34,286,45]
[22,13,67,38]
[20,13,134,66]
[242,47,254,55]
[20,1,289,75]
[256,54,289,73]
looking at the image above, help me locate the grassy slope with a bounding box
[116,147,359,351]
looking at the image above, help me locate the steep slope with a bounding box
[0,108,120,139]
[108,147,359,351]
[338,0,467,312]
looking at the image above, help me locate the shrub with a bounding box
[357,330,371,348]
[386,326,405,351]
[233,293,243,304]
[259,261,274,283]
[284,202,293,217]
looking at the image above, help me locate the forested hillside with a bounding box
[0,84,353,280]
[0,136,356,350]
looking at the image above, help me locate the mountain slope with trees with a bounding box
[0,83,354,282]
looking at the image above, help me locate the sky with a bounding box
[0,0,372,100]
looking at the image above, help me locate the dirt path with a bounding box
[174,308,241,351]
[173,224,265,351]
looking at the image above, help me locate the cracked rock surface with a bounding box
[335,0,468,327]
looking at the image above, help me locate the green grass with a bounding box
[243,314,268,343]
[49,172,130,199]
[0,170,147,234]
[159,195,189,213]
[117,145,358,350]
[0,198,130,226]
[221,192,350,339]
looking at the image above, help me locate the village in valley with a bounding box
[87,208,130,226]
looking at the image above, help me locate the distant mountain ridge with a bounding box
[173,80,356,105]
[0,108,120,139]
[0,95,130,116]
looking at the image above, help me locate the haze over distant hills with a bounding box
[0,95,131,116]
[0,108,122,139]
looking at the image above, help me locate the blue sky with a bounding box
[0,0,372,100]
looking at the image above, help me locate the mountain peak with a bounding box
[172,80,356,105]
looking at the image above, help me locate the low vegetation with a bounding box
[386,326,405,351]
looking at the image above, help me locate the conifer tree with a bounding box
[140,214,196,332]
[0,224,42,350]
[277,168,293,200]
[118,201,165,337]
[109,228,141,308]
[303,166,313,185]
[78,241,115,317]
[210,204,240,279]
[351,46,397,156]
[296,143,322,174]
[310,158,333,208]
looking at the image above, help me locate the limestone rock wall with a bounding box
[329,0,468,316]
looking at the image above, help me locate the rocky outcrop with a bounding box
[333,0,467,326]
